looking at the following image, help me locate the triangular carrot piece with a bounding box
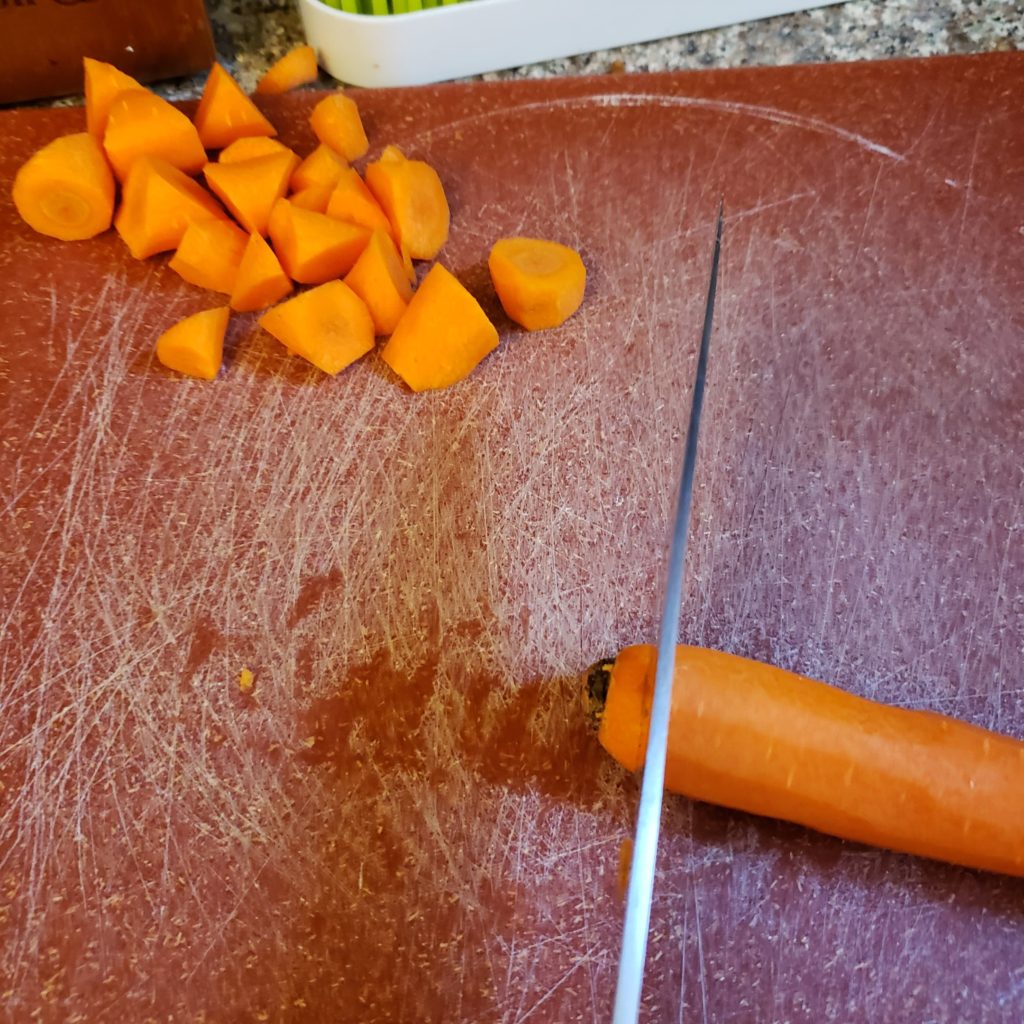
[203,150,299,235]
[289,184,333,213]
[83,57,145,139]
[290,144,347,193]
[115,156,227,259]
[219,137,290,164]
[255,45,318,96]
[169,218,249,294]
[103,90,207,181]
[326,168,394,239]
[309,94,368,161]
[230,233,293,312]
[343,230,413,336]
[156,307,230,380]
[267,199,371,284]
[194,64,277,150]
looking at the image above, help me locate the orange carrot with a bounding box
[218,137,290,164]
[194,63,277,150]
[267,198,370,284]
[290,144,347,193]
[82,57,144,139]
[587,644,1024,879]
[364,146,449,260]
[169,218,249,294]
[488,237,586,330]
[115,156,226,259]
[399,238,416,285]
[309,93,368,162]
[103,89,207,181]
[203,150,299,235]
[255,45,319,96]
[231,232,293,312]
[325,168,394,239]
[12,133,115,241]
[155,306,230,380]
[380,264,498,391]
[343,229,413,336]
[289,184,334,213]
[258,281,374,375]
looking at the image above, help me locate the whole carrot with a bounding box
[585,644,1024,878]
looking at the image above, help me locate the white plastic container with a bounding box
[297,0,840,88]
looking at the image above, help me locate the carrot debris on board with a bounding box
[259,280,374,375]
[155,306,230,380]
[309,93,369,162]
[103,89,207,181]
[194,63,277,150]
[230,232,292,312]
[289,183,334,213]
[219,137,290,164]
[364,145,449,260]
[115,156,226,260]
[203,150,299,235]
[13,133,115,241]
[380,264,498,391]
[267,198,371,284]
[255,44,319,96]
[617,838,634,901]
[169,218,249,294]
[488,237,586,330]
[325,168,394,239]
[586,644,1024,879]
[82,57,144,139]
[290,143,347,193]
[238,667,255,694]
[344,229,413,336]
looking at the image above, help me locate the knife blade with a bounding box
[611,201,724,1024]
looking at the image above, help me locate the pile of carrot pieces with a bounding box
[11,46,587,390]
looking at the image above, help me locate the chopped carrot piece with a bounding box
[488,237,586,330]
[203,150,299,235]
[82,57,144,139]
[259,281,374,375]
[115,156,226,259]
[230,232,293,312]
[364,146,449,260]
[267,199,371,284]
[219,137,290,164]
[103,89,207,181]
[290,144,347,193]
[380,264,498,391]
[289,184,334,213]
[325,168,393,238]
[309,94,368,162]
[194,63,277,150]
[255,45,319,96]
[343,230,413,336]
[156,307,230,380]
[169,218,249,294]
[13,133,115,241]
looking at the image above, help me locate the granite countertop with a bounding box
[200,0,1020,97]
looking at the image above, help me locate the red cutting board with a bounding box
[1,53,1022,1024]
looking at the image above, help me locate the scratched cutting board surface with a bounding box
[1,53,1023,1023]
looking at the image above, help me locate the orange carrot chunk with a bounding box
[203,150,299,235]
[364,146,449,260]
[155,306,230,380]
[343,230,413,336]
[488,237,586,330]
[115,156,226,259]
[259,281,374,375]
[103,90,207,181]
[83,57,144,139]
[289,184,334,213]
[380,264,498,391]
[169,218,249,294]
[13,133,115,241]
[325,168,394,239]
[255,45,319,96]
[230,232,293,312]
[267,199,370,284]
[591,644,1024,879]
[290,144,347,193]
[194,63,277,150]
[218,137,290,164]
[309,94,368,162]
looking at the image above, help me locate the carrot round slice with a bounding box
[230,233,292,313]
[156,307,230,380]
[103,90,207,181]
[488,237,586,330]
[219,137,290,164]
[169,218,249,294]
[256,45,319,96]
[13,133,115,241]
[194,63,277,150]
[364,148,449,260]
[344,230,413,336]
[309,94,368,162]
[83,57,144,139]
